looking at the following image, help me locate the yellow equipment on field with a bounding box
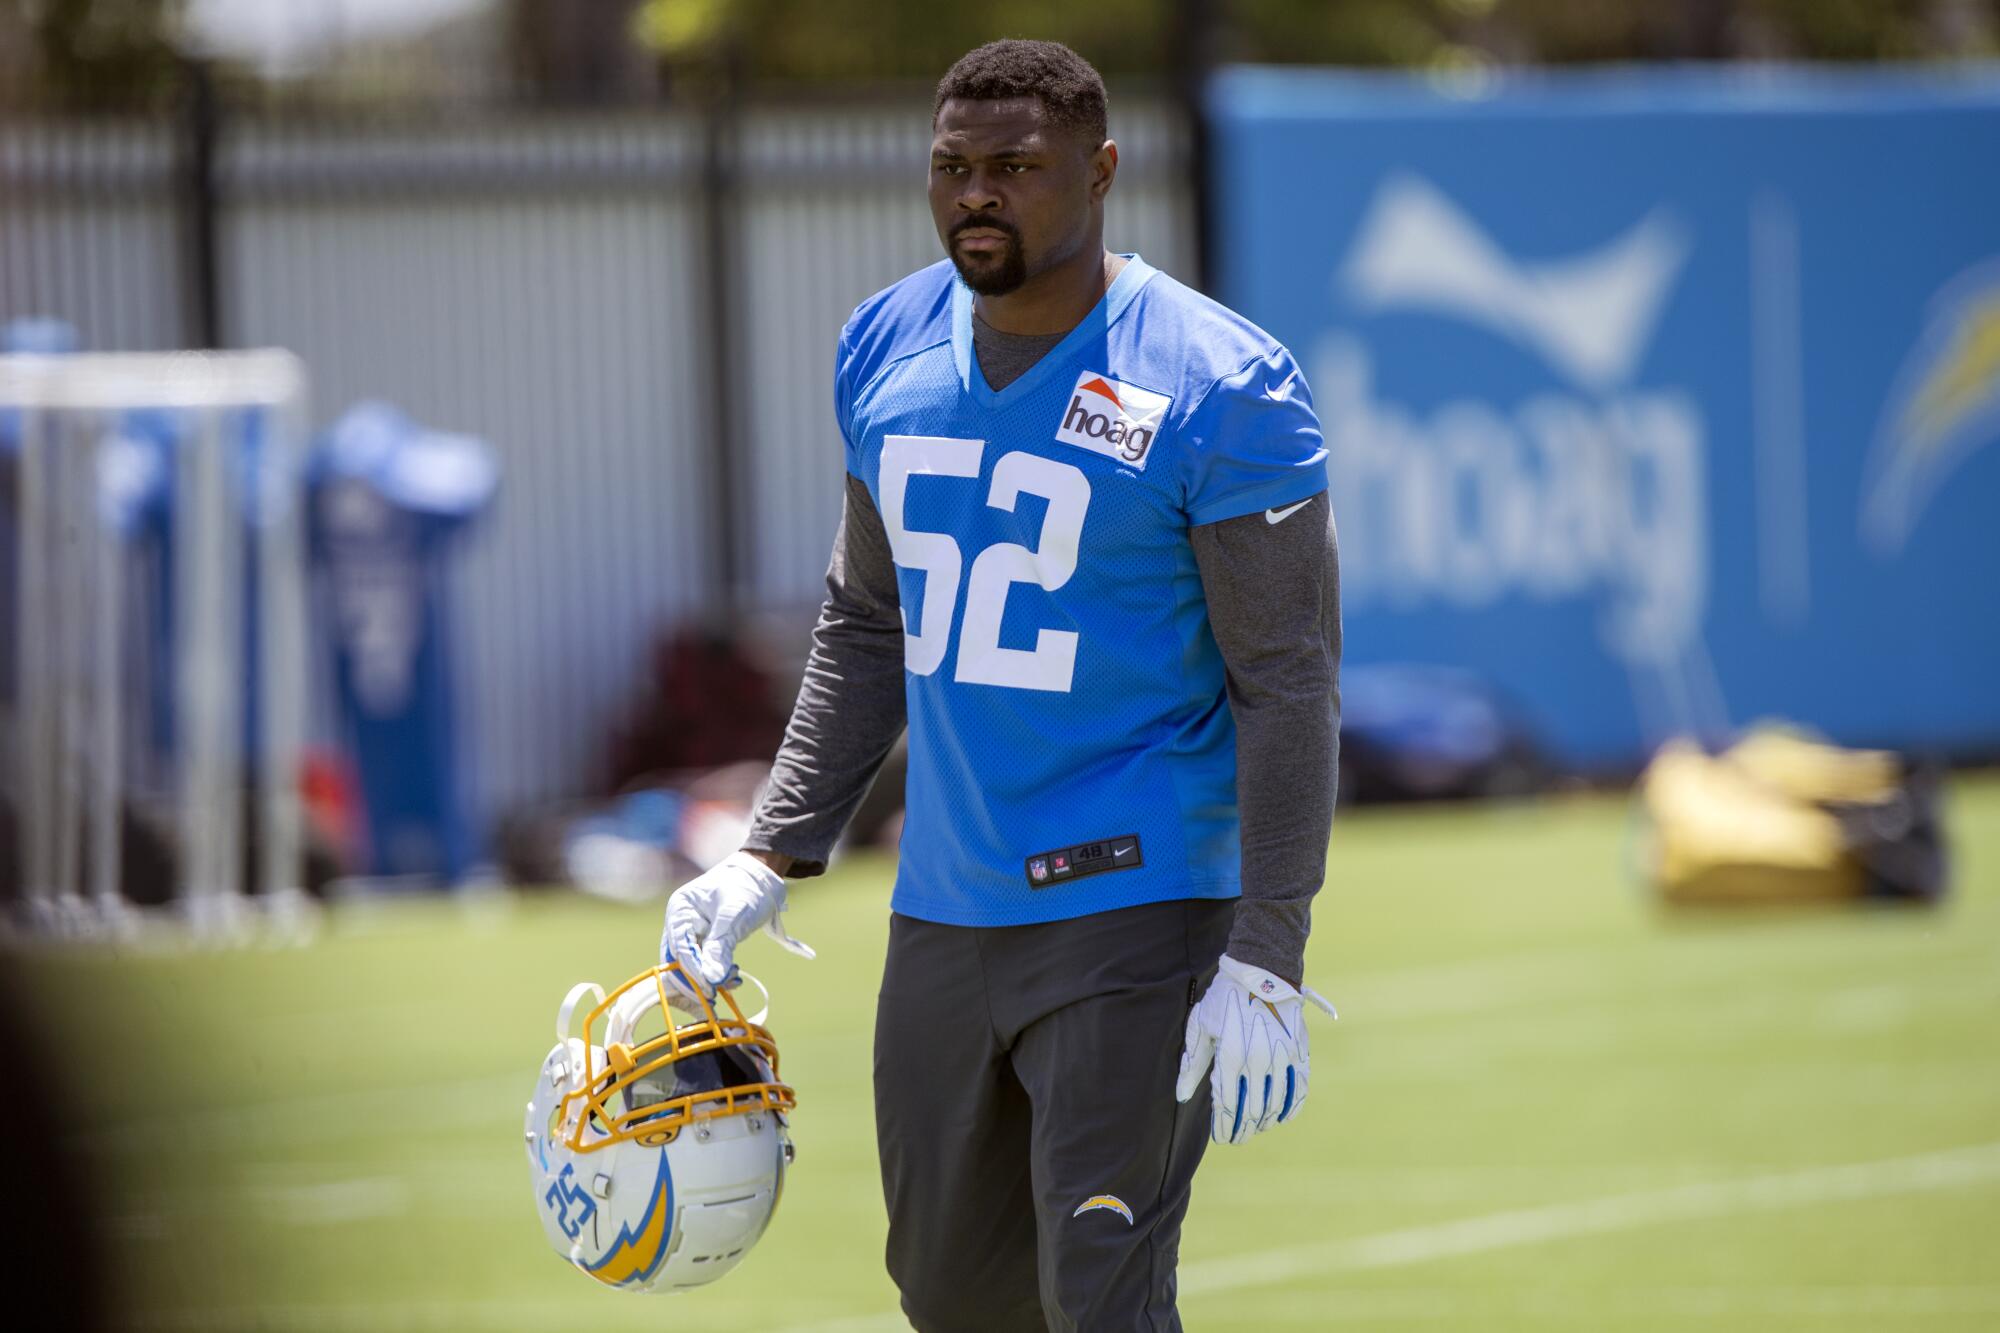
[1637,725,1947,906]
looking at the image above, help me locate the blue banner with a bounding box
[1209,66,2000,767]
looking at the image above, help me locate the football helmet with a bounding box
[524,962,795,1292]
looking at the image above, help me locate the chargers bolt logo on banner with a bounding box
[1055,372,1171,470]
[1860,257,2000,555]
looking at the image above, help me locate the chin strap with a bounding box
[732,970,773,1028]
[556,981,606,1044]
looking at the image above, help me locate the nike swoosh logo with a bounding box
[1113,845,1136,860]
[1265,500,1312,525]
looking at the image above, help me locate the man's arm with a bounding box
[742,472,908,876]
[1189,491,1341,984]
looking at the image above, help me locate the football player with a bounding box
[664,39,1340,1331]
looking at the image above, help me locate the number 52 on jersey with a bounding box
[880,435,1090,695]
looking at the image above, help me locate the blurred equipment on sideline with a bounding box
[1638,726,1947,906]
[0,350,312,939]
[309,402,498,886]
[521,763,763,904]
[526,962,795,1292]
[499,750,906,901]
[606,629,788,787]
[1340,664,1548,804]
[494,625,807,903]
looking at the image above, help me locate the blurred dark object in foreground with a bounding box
[1338,664,1549,804]
[1638,725,1948,907]
[0,975,115,1330]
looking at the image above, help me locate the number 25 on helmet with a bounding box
[524,962,795,1292]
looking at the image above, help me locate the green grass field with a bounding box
[21,777,2000,1331]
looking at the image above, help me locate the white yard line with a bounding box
[1177,1139,2000,1295]
[132,1300,914,1333]
[1188,1283,2000,1324]
[119,1141,2000,1332]
[136,1286,2000,1333]
[768,1140,2000,1332]
[130,1299,631,1331]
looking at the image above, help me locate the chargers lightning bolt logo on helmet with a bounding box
[582,1152,676,1287]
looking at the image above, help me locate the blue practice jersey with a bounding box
[838,255,1327,926]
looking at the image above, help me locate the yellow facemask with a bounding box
[553,962,796,1154]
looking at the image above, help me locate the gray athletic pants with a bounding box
[874,898,1234,1332]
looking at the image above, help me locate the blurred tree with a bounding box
[622,0,2000,84]
[1744,0,1932,59]
[629,0,1174,86]
[10,0,187,109]
[11,0,1993,112]
[510,0,658,102]
[1231,0,1997,66]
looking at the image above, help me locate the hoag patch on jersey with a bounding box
[1054,372,1171,470]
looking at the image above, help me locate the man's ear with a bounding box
[1091,139,1118,202]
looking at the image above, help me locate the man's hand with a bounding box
[660,851,816,997]
[1174,954,1338,1145]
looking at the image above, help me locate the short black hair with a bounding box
[933,40,1108,146]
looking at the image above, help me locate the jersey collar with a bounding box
[952,253,1156,406]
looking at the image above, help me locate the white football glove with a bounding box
[1174,954,1338,1145]
[659,851,815,999]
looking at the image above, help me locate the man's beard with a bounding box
[948,220,1028,296]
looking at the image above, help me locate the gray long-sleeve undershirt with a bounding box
[744,319,1341,982]
[743,472,909,867]
[1190,492,1341,982]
